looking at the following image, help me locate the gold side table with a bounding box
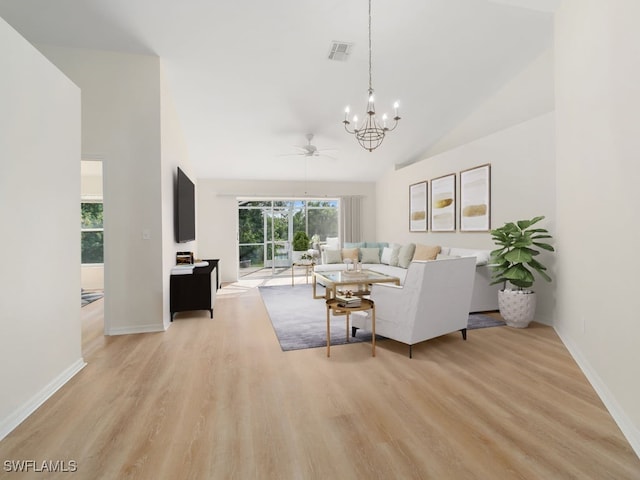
[325,298,375,357]
[291,262,315,286]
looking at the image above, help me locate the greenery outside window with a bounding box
[81,202,104,264]
[238,199,338,272]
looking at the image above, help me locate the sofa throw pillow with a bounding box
[389,243,402,267]
[325,237,340,249]
[341,248,359,263]
[365,241,389,258]
[324,249,343,264]
[344,242,365,260]
[380,247,393,265]
[413,244,441,261]
[360,247,381,264]
[398,243,416,268]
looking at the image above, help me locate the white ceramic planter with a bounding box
[292,251,314,264]
[498,289,537,328]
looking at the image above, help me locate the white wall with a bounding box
[39,46,168,334]
[81,265,104,291]
[377,113,556,324]
[160,63,195,329]
[555,0,640,454]
[423,48,555,158]
[197,179,376,283]
[0,18,83,439]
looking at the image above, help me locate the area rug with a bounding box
[259,284,504,352]
[81,289,103,307]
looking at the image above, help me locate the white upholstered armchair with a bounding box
[351,257,476,358]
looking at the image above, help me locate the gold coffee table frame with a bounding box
[313,269,400,299]
[326,298,375,357]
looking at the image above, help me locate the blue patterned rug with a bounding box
[259,284,504,352]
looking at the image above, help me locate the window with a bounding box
[81,202,103,264]
[306,200,339,243]
[238,199,339,274]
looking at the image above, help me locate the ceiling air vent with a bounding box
[328,41,353,61]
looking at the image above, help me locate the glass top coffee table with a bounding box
[313,269,400,299]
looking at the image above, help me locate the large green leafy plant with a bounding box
[490,216,554,290]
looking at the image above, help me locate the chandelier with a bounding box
[343,0,400,152]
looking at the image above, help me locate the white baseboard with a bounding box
[105,323,166,335]
[555,327,640,458]
[0,358,86,441]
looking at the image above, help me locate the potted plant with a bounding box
[292,231,310,263]
[490,216,554,328]
[299,251,316,265]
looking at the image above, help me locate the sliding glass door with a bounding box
[266,203,291,269]
[238,199,339,277]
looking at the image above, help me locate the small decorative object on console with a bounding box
[176,251,194,264]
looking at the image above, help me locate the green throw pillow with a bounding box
[360,247,381,264]
[324,249,343,264]
[398,243,416,268]
[365,241,389,258]
[389,243,402,266]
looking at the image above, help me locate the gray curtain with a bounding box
[340,196,362,243]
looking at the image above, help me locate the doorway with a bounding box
[81,157,105,350]
[81,159,104,293]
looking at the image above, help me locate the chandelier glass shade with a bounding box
[343,0,400,152]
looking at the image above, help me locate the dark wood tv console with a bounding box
[170,259,219,321]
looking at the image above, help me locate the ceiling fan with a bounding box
[280,134,337,159]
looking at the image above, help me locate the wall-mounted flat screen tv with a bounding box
[175,167,195,243]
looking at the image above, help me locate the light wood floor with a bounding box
[1,282,639,479]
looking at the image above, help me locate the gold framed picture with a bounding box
[409,181,428,232]
[431,173,456,232]
[460,164,491,232]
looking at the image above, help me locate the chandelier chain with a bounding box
[342,0,401,152]
[368,0,372,92]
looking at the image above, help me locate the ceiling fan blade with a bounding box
[279,134,332,158]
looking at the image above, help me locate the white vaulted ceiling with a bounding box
[0,0,557,181]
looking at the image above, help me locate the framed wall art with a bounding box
[430,173,456,232]
[409,181,428,232]
[460,164,491,232]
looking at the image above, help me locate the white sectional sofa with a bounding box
[314,242,499,313]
